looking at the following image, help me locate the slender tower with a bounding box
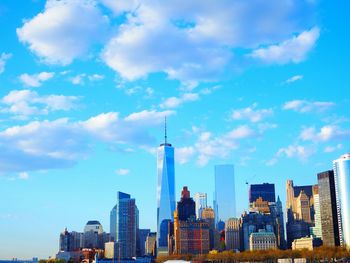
[157,117,175,255]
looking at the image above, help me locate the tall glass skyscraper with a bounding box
[110,192,138,259]
[333,153,350,247]
[157,120,175,255]
[214,164,236,224]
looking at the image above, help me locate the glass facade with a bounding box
[157,142,175,253]
[333,154,350,247]
[317,170,340,246]
[214,164,236,224]
[249,183,276,203]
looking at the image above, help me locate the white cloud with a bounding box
[160,93,199,109]
[1,90,79,117]
[19,72,54,87]
[18,172,29,180]
[177,125,256,166]
[250,27,320,64]
[0,109,176,173]
[277,144,315,160]
[283,100,335,113]
[101,0,318,83]
[70,73,105,85]
[231,104,273,123]
[115,168,130,176]
[17,0,110,65]
[300,125,350,143]
[0,53,12,74]
[286,75,303,83]
[324,144,343,153]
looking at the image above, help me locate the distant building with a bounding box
[145,232,157,257]
[137,229,150,256]
[110,192,138,259]
[83,220,106,249]
[249,230,277,251]
[104,242,116,259]
[202,207,217,250]
[173,186,210,255]
[214,165,236,224]
[291,237,322,251]
[157,120,176,255]
[250,197,270,214]
[249,183,276,204]
[333,153,350,247]
[310,186,322,239]
[286,180,316,248]
[194,192,207,219]
[317,170,340,246]
[225,218,241,251]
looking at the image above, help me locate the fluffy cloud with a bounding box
[1,90,79,117]
[273,144,316,162]
[283,100,335,113]
[249,27,320,64]
[231,104,273,122]
[300,125,350,143]
[70,73,105,85]
[286,75,303,83]
[176,125,256,166]
[0,109,174,173]
[18,172,29,180]
[19,72,54,87]
[17,0,110,65]
[0,53,12,74]
[101,0,318,83]
[160,93,199,109]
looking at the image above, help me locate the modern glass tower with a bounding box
[194,192,207,219]
[157,119,175,255]
[333,153,350,247]
[110,192,138,259]
[214,164,236,225]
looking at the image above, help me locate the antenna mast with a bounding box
[164,116,167,144]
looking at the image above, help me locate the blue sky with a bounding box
[0,0,350,259]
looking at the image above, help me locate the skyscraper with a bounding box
[194,192,207,219]
[157,119,175,255]
[333,153,350,247]
[225,218,241,251]
[214,164,236,224]
[249,183,276,204]
[317,170,340,246]
[310,186,322,239]
[110,192,138,259]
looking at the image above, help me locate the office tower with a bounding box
[317,170,340,246]
[202,207,217,250]
[225,218,241,251]
[177,186,196,221]
[173,186,210,255]
[194,192,207,219]
[157,119,175,254]
[286,180,316,248]
[214,164,236,224]
[249,230,277,251]
[145,232,157,256]
[310,186,322,239]
[250,197,270,214]
[83,220,104,249]
[137,229,150,256]
[59,228,72,252]
[249,183,276,204]
[110,192,138,259]
[333,153,350,247]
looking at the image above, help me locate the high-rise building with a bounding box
[202,207,217,250]
[214,164,236,224]
[173,186,210,255]
[110,192,138,259]
[145,232,157,257]
[310,186,322,239]
[286,180,316,248]
[249,183,276,204]
[225,218,241,251]
[270,196,286,249]
[317,170,340,246]
[194,192,207,219]
[83,220,104,249]
[157,119,175,255]
[137,229,150,256]
[333,153,350,247]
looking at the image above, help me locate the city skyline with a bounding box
[1,0,350,260]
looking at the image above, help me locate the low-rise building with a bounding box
[249,230,277,251]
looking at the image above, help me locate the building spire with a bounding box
[164,116,167,144]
